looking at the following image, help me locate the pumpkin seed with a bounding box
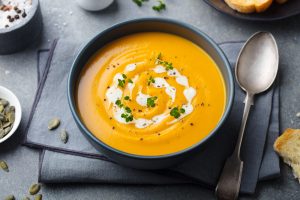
[3,121,11,128]
[0,104,4,112]
[48,118,60,130]
[0,99,9,107]
[8,106,15,112]
[23,197,30,200]
[0,129,5,138]
[4,126,12,135]
[7,111,15,123]
[29,183,41,195]
[0,160,9,172]
[0,113,5,121]
[4,195,15,200]
[34,194,42,200]
[60,129,68,144]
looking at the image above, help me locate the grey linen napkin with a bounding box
[24,39,280,194]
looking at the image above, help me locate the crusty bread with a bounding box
[224,0,273,13]
[274,128,300,182]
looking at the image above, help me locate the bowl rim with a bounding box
[0,85,22,143]
[68,17,234,160]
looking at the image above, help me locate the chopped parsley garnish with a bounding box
[170,107,180,119]
[115,99,123,108]
[118,79,125,88]
[125,106,132,113]
[118,74,128,88]
[180,108,185,114]
[170,106,185,119]
[132,0,147,7]
[164,61,174,70]
[124,96,130,100]
[121,113,134,122]
[128,79,133,83]
[152,0,166,12]
[147,96,158,108]
[121,106,134,122]
[155,53,174,70]
[147,76,155,86]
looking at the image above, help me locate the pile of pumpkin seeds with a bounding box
[0,98,15,139]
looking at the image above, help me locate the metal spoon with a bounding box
[215,32,279,200]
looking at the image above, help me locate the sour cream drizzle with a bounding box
[105,62,197,128]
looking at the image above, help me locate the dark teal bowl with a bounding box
[68,18,234,170]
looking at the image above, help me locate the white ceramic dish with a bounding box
[76,0,114,11]
[0,86,22,143]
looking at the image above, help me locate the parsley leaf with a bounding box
[121,106,134,122]
[132,0,147,7]
[170,106,186,119]
[170,107,180,119]
[155,53,174,70]
[115,99,123,108]
[147,96,158,108]
[118,79,125,88]
[147,76,155,86]
[125,106,132,113]
[124,96,130,101]
[152,0,166,12]
[128,79,133,84]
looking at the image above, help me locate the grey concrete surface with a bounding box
[1,0,300,199]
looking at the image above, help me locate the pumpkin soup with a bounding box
[76,32,226,156]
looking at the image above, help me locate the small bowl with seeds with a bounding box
[0,86,21,143]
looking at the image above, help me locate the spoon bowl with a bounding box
[235,32,279,94]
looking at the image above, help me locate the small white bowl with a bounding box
[0,86,22,143]
[76,0,114,11]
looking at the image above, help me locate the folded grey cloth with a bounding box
[24,39,280,194]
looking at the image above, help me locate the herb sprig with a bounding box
[118,74,128,88]
[147,96,158,108]
[147,76,155,86]
[132,0,166,12]
[170,107,185,119]
[155,53,174,70]
[132,0,148,7]
[115,99,124,108]
[152,0,166,12]
[121,106,134,122]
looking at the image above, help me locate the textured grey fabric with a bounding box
[25,40,280,194]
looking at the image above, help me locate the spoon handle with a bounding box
[215,92,254,200]
[233,92,254,157]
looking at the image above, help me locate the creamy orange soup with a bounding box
[76,32,226,156]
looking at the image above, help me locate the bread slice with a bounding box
[275,0,288,4]
[274,128,300,182]
[224,0,273,13]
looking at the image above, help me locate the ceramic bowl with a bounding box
[76,0,114,11]
[0,0,43,54]
[68,18,234,169]
[0,86,22,143]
